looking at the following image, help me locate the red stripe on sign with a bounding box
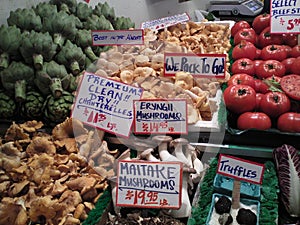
[85,0,90,3]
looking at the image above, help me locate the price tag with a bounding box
[133,99,187,134]
[270,0,300,33]
[141,12,190,30]
[116,160,182,209]
[217,154,265,185]
[71,72,143,138]
[92,30,144,45]
[164,53,226,78]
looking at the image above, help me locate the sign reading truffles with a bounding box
[133,99,188,134]
[271,0,300,33]
[116,160,182,209]
[71,72,143,137]
[217,154,265,185]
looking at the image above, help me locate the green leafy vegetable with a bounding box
[75,2,93,21]
[43,91,74,125]
[0,61,34,102]
[35,61,72,98]
[113,16,135,30]
[84,14,114,31]
[49,0,77,14]
[0,25,22,69]
[7,8,42,32]
[20,90,45,119]
[33,2,58,20]
[0,90,16,119]
[56,40,86,75]
[42,11,77,49]
[19,30,58,70]
[75,29,98,62]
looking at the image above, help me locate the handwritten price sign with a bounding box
[271,0,300,33]
[71,72,143,138]
[164,53,226,78]
[116,160,182,209]
[133,99,187,135]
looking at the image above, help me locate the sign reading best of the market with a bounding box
[271,0,300,33]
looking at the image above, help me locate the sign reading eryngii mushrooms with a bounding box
[133,99,188,134]
[164,53,226,78]
[71,72,143,137]
[116,160,182,209]
[92,30,144,45]
[270,0,300,33]
[141,12,190,30]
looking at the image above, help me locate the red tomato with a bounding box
[282,45,293,57]
[231,20,251,37]
[237,112,272,130]
[223,84,256,114]
[254,78,270,93]
[255,93,264,111]
[290,57,300,74]
[280,74,300,101]
[283,34,298,47]
[227,73,256,88]
[260,45,288,61]
[277,112,300,132]
[290,45,300,58]
[256,48,261,59]
[256,60,286,78]
[231,58,255,75]
[260,92,291,118]
[234,28,257,45]
[257,27,283,48]
[232,40,257,60]
[252,13,270,34]
[281,57,296,74]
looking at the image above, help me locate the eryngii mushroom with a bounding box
[152,135,180,162]
[170,138,192,167]
[187,104,200,124]
[139,148,160,162]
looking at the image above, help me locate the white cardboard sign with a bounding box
[116,160,182,209]
[141,12,190,30]
[92,30,144,45]
[271,0,300,34]
[133,99,188,134]
[71,72,143,137]
[217,154,265,185]
[164,53,226,78]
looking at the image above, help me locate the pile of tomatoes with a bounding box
[224,13,300,132]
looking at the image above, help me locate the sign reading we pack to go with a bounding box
[217,154,265,185]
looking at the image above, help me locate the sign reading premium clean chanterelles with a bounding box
[71,72,143,137]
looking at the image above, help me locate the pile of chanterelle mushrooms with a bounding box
[90,20,232,124]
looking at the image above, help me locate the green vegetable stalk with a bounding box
[0,90,16,119]
[43,91,74,125]
[0,25,22,69]
[56,40,86,76]
[20,90,45,119]
[19,30,58,70]
[35,61,72,98]
[42,11,77,49]
[75,29,98,62]
[0,61,34,102]
[7,8,42,32]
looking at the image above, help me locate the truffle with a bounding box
[215,196,232,214]
[218,213,233,225]
[236,208,257,225]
